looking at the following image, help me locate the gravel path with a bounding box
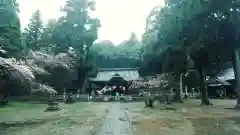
[97,102,134,135]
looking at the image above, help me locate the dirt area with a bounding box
[124,99,240,135]
[1,100,240,135]
[0,102,110,135]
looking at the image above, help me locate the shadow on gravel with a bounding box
[159,107,177,111]
[132,119,183,134]
[118,117,127,121]
[0,120,47,127]
[0,116,63,128]
[0,118,58,134]
[189,117,240,135]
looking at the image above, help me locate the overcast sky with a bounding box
[19,0,164,44]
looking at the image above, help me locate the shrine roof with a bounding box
[88,68,140,82]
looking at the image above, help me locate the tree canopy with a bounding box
[89,33,142,68]
[0,0,102,97]
[141,0,240,105]
[0,0,22,58]
[143,0,240,73]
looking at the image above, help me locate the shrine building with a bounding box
[87,68,141,95]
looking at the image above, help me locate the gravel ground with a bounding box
[123,99,240,135]
[97,102,133,135]
[1,100,240,135]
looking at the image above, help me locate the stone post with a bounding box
[63,89,66,101]
[77,89,80,99]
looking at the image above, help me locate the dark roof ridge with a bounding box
[97,67,139,71]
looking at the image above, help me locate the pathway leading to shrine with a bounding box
[97,102,134,135]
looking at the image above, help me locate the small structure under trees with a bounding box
[207,68,237,98]
[87,68,141,96]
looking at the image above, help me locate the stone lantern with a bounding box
[45,94,60,112]
[63,89,66,101]
[65,92,74,104]
[77,89,80,99]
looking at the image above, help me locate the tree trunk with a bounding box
[175,90,183,103]
[77,66,87,93]
[177,73,184,103]
[149,99,153,108]
[166,95,171,104]
[144,97,154,108]
[144,100,148,108]
[0,92,9,106]
[232,48,240,108]
[197,67,212,105]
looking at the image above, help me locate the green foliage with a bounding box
[142,0,240,104]
[23,10,43,52]
[51,0,100,55]
[13,0,19,13]
[143,0,240,73]
[38,20,57,53]
[19,0,101,90]
[52,0,101,88]
[0,0,22,58]
[36,1,101,87]
[0,0,103,96]
[89,33,142,68]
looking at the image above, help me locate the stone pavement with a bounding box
[97,102,134,135]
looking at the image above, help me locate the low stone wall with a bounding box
[9,94,168,103]
[9,94,90,102]
[93,96,145,102]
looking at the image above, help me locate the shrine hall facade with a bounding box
[87,68,141,93]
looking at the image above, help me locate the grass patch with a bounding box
[0,102,45,112]
[0,102,109,135]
